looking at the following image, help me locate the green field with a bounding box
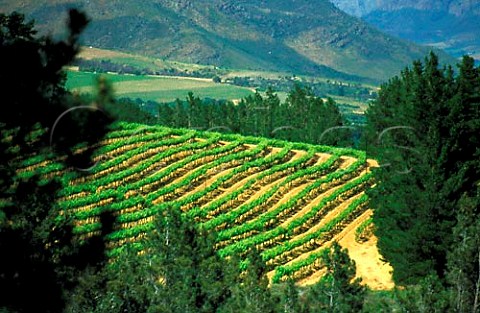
[77,46,223,75]
[66,71,255,103]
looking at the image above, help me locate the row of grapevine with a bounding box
[15,122,377,285]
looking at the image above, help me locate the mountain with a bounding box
[330,0,480,16]
[328,0,378,17]
[330,0,480,60]
[1,0,453,81]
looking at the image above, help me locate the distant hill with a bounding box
[1,0,454,82]
[330,0,480,16]
[330,0,480,60]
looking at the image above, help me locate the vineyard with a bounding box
[14,122,392,289]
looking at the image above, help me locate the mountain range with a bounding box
[330,0,480,60]
[1,0,455,82]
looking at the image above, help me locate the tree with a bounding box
[264,87,280,136]
[365,53,480,284]
[173,98,188,128]
[0,10,114,312]
[305,243,365,312]
[285,84,310,142]
[186,91,207,130]
[279,278,302,313]
[222,248,276,313]
[447,188,480,313]
[146,207,233,313]
[394,274,451,313]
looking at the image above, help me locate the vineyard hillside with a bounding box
[13,122,393,289]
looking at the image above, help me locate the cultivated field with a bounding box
[66,70,254,103]
[78,46,219,74]
[16,123,393,289]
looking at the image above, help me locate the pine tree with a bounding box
[158,102,175,127]
[173,98,188,128]
[365,53,480,284]
[223,249,275,313]
[192,227,233,313]
[285,84,310,142]
[305,243,365,313]
[145,207,234,313]
[264,87,280,136]
[187,92,208,130]
[447,187,480,313]
[395,274,451,313]
[65,246,153,313]
[0,9,114,312]
[280,278,302,313]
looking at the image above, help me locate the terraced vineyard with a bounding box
[13,122,391,287]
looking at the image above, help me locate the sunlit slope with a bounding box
[15,122,392,288]
[3,0,454,82]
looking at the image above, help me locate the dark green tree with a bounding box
[65,245,154,313]
[264,87,281,136]
[146,207,233,313]
[186,91,207,130]
[305,243,365,313]
[279,278,302,313]
[447,187,480,313]
[394,274,451,313]
[0,10,114,313]
[106,97,157,125]
[285,84,311,142]
[158,102,175,127]
[151,85,351,147]
[365,53,480,284]
[222,248,276,313]
[173,98,188,128]
[283,84,348,146]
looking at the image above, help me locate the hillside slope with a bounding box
[2,0,452,81]
[330,0,480,60]
[330,0,480,16]
[13,122,393,288]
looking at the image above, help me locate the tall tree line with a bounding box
[365,52,480,310]
[157,86,352,147]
